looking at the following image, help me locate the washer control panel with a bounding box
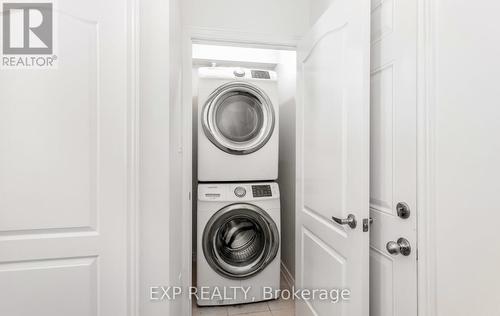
[234,186,247,198]
[251,185,272,197]
[198,182,279,201]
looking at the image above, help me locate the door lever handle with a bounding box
[331,214,357,229]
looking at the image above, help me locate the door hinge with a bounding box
[363,218,373,232]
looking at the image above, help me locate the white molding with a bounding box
[181,30,194,316]
[188,26,299,50]
[126,0,140,314]
[416,0,438,315]
[280,261,295,288]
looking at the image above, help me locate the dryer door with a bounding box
[202,82,275,155]
[202,203,279,279]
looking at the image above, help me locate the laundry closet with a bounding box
[181,0,419,315]
[191,44,297,311]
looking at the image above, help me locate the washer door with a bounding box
[202,203,279,279]
[202,82,275,155]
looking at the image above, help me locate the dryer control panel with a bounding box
[198,67,277,81]
[251,70,271,79]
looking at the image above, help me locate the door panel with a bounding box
[303,28,346,222]
[0,257,98,316]
[296,0,371,315]
[369,249,394,313]
[0,13,99,233]
[0,0,129,314]
[370,65,394,214]
[302,228,346,315]
[369,0,418,315]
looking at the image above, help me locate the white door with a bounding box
[369,0,418,315]
[295,0,371,315]
[0,0,130,315]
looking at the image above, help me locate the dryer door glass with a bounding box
[215,93,264,143]
[202,82,275,155]
[202,203,279,279]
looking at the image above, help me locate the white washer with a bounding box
[197,67,279,181]
[197,182,281,306]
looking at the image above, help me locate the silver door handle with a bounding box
[386,238,411,256]
[331,214,357,229]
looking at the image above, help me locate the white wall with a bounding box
[433,1,500,315]
[139,0,182,315]
[168,0,184,315]
[192,44,281,67]
[183,0,333,37]
[276,51,297,280]
[309,0,334,26]
[183,0,308,41]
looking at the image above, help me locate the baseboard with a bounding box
[280,261,295,288]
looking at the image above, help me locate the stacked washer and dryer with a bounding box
[197,67,281,306]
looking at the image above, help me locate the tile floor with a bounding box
[192,274,295,316]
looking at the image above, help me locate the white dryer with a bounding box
[197,182,281,306]
[197,67,279,181]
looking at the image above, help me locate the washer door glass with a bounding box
[202,82,275,155]
[203,203,279,279]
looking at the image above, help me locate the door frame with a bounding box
[178,0,439,311]
[416,0,438,315]
[127,0,140,314]
[179,27,298,316]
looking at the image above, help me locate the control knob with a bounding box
[234,187,246,197]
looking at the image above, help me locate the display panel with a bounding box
[251,70,270,79]
[252,185,272,197]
